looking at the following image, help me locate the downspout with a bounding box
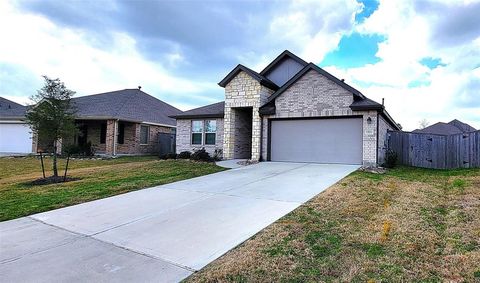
[376,112,379,166]
[113,119,118,156]
[259,115,263,161]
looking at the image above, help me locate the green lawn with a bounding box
[187,166,480,282]
[0,156,225,221]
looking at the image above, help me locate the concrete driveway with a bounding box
[0,162,358,282]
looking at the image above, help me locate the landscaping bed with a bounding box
[187,166,480,282]
[0,156,225,221]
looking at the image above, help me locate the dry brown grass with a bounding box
[187,167,480,282]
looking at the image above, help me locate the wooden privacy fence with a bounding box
[387,130,480,169]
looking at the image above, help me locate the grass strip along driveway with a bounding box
[188,166,480,282]
[0,156,225,221]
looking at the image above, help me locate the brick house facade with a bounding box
[51,89,181,156]
[173,50,400,166]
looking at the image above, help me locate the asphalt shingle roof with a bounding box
[171,101,225,119]
[413,120,477,135]
[71,89,182,126]
[0,97,27,119]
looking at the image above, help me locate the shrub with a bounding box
[63,142,95,157]
[160,153,177,160]
[213,149,223,161]
[177,151,191,159]
[190,148,213,162]
[384,149,398,168]
[166,153,177,159]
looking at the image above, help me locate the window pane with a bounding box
[100,123,106,144]
[140,125,149,144]
[192,121,203,133]
[205,120,216,133]
[205,133,216,145]
[118,123,125,144]
[192,133,202,144]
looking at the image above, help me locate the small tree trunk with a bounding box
[52,140,58,177]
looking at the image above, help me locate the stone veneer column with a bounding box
[251,107,261,160]
[223,107,235,159]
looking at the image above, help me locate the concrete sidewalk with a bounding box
[0,162,358,282]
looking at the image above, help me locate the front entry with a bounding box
[269,118,363,164]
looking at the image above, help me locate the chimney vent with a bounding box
[382,98,385,106]
[341,79,345,82]
[138,86,142,90]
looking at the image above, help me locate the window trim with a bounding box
[191,119,217,146]
[204,120,216,145]
[140,125,150,145]
[191,120,204,145]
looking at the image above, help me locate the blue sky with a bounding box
[0,0,479,130]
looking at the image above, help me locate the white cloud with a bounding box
[0,1,217,106]
[328,0,480,130]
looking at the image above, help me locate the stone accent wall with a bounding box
[260,69,379,166]
[175,118,224,156]
[377,115,395,165]
[223,71,274,160]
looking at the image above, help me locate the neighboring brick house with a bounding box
[36,88,181,156]
[172,50,401,166]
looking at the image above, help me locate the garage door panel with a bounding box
[270,118,363,164]
[0,123,33,153]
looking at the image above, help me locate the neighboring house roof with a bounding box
[413,120,477,135]
[0,97,27,120]
[171,101,225,119]
[218,64,279,90]
[72,89,182,126]
[259,50,308,76]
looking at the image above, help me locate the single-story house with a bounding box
[0,97,34,154]
[1,89,182,156]
[172,50,401,166]
[412,119,476,135]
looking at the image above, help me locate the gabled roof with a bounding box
[448,119,476,132]
[71,89,182,126]
[413,120,476,135]
[264,63,365,105]
[259,50,308,76]
[170,101,225,119]
[218,64,279,90]
[0,97,27,120]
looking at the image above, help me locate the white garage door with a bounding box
[0,123,33,154]
[270,118,363,164]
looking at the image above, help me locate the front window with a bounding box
[191,120,203,144]
[205,120,216,145]
[140,125,149,144]
[100,123,106,144]
[118,123,125,144]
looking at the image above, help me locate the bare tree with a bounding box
[419,119,429,129]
